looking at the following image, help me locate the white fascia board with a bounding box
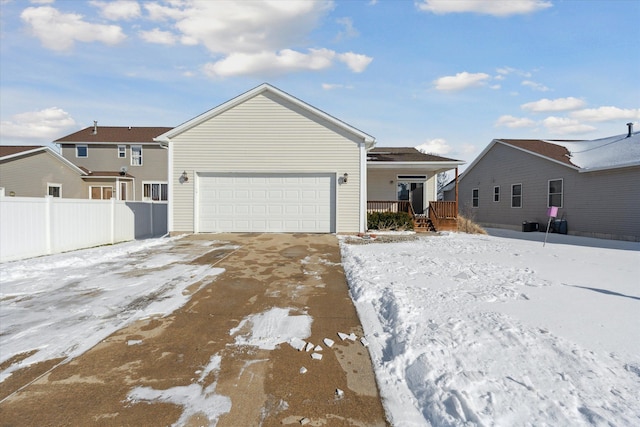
[154,83,376,146]
[579,161,640,173]
[0,146,48,161]
[60,141,160,145]
[82,176,134,180]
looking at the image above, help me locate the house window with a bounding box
[76,145,88,158]
[118,145,126,158]
[548,179,563,208]
[511,184,522,208]
[143,182,168,201]
[47,183,62,198]
[90,186,113,199]
[472,188,479,207]
[494,186,500,202]
[131,145,143,166]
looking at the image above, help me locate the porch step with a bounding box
[414,216,436,233]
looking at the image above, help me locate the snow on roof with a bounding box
[545,131,640,172]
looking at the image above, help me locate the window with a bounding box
[472,188,479,207]
[47,183,62,198]
[511,184,522,208]
[143,182,168,201]
[548,179,563,208]
[76,145,88,158]
[90,186,113,200]
[131,145,143,166]
[494,186,500,202]
[118,145,126,158]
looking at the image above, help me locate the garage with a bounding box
[198,173,336,233]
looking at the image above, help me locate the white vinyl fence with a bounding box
[0,194,167,263]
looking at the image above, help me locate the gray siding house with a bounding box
[459,128,640,241]
[0,146,87,198]
[56,126,171,201]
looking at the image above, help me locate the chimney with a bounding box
[627,122,633,138]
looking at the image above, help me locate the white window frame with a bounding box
[118,145,127,158]
[511,183,522,208]
[89,186,114,200]
[76,144,88,158]
[142,181,168,202]
[493,186,500,202]
[131,145,143,166]
[472,188,479,208]
[47,183,62,198]
[548,178,563,208]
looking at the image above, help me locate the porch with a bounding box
[367,200,458,232]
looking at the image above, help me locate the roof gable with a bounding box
[155,83,375,148]
[0,145,86,175]
[55,126,172,144]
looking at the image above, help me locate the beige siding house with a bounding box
[0,146,87,198]
[56,126,171,201]
[459,128,640,241]
[155,83,375,234]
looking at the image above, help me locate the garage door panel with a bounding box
[198,173,335,233]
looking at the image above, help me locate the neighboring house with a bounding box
[155,83,464,234]
[55,125,171,201]
[0,145,87,198]
[459,127,640,241]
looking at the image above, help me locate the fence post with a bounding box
[110,198,116,244]
[45,195,52,255]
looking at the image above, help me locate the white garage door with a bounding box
[198,173,335,233]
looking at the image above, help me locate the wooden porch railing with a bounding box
[367,200,415,217]
[428,201,458,231]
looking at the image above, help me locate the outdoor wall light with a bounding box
[181,171,189,182]
[343,173,348,183]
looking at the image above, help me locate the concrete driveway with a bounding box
[0,234,388,426]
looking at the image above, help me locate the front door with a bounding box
[397,177,426,214]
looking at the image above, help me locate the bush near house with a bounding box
[367,212,414,231]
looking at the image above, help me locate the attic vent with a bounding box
[92,120,98,135]
[627,122,633,138]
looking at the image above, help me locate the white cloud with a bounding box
[570,106,640,122]
[416,0,552,17]
[415,138,452,156]
[495,115,537,128]
[337,52,373,73]
[203,49,336,78]
[90,0,141,21]
[139,28,177,45]
[490,84,501,90]
[322,83,354,90]
[335,17,359,41]
[522,80,550,92]
[0,107,76,140]
[521,97,586,113]
[542,116,596,135]
[433,72,491,91]
[21,6,126,51]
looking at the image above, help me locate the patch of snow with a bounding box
[229,307,312,350]
[0,237,224,383]
[341,230,640,426]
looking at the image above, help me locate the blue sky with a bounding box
[1,0,639,166]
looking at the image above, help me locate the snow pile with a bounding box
[0,237,224,382]
[341,231,640,426]
[229,307,312,350]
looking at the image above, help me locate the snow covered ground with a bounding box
[2,230,639,426]
[340,229,640,426]
[0,237,226,383]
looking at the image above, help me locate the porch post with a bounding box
[455,167,459,217]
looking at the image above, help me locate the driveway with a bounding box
[0,234,388,426]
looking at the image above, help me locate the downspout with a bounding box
[455,167,459,217]
[359,141,367,233]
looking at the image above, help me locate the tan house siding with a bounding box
[0,150,86,198]
[460,142,640,241]
[60,144,167,201]
[170,92,362,233]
